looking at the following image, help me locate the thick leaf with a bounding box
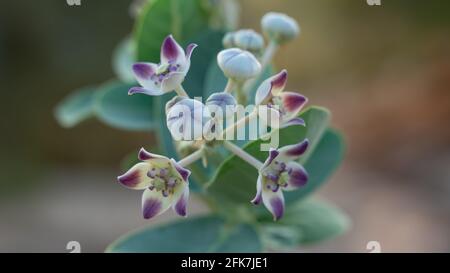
[106,215,261,253]
[54,86,96,128]
[206,107,332,205]
[260,198,350,248]
[112,37,136,83]
[203,59,227,97]
[184,29,225,98]
[134,0,209,62]
[95,81,156,131]
[285,129,345,203]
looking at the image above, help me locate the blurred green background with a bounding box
[0,0,449,252]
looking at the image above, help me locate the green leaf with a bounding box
[54,86,96,128]
[112,37,136,83]
[184,29,225,97]
[134,0,209,62]
[260,198,350,248]
[106,215,262,253]
[285,128,345,203]
[206,107,332,205]
[95,81,156,131]
[203,59,227,97]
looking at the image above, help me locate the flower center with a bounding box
[267,97,286,116]
[151,62,181,85]
[147,167,180,197]
[263,160,288,192]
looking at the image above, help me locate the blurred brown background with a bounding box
[0,0,449,252]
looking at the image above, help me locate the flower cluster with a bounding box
[119,12,308,221]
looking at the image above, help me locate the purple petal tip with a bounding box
[138,148,153,161]
[117,170,141,188]
[142,198,162,219]
[270,197,284,221]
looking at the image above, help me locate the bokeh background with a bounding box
[0,0,449,252]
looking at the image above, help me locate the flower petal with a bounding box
[283,161,308,191]
[280,117,305,128]
[128,86,165,96]
[173,184,189,217]
[141,188,173,219]
[262,186,285,221]
[255,69,288,105]
[185,43,197,63]
[161,35,185,64]
[171,159,191,182]
[179,43,197,73]
[262,148,279,169]
[278,139,309,160]
[161,72,185,92]
[258,105,281,129]
[131,62,162,92]
[138,148,170,168]
[251,175,263,205]
[132,62,156,79]
[117,162,151,190]
[280,92,307,121]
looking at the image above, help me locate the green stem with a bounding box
[174,85,189,97]
[235,83,247,104]
[243,40,279,93]
[177,147,204,167]
[223,79,235,93]
[223,140,263,170]
[222,110,257,139]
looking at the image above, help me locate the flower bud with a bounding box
[261,12,299,44]
[206,92,237,119]
[233,29,264,54]
[222,32,236,48]
[217,48,261,82]
[166,97,210,141]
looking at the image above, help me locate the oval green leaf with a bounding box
[95,81,156,131]
[106,215,262,253]
[54,86,96,128]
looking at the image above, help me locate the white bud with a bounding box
[233,29,264,54]
[222,32,236,48]
[217,48,261,82]
[206,92,237,119]
[261,12,300,44]
[166,98,210,141]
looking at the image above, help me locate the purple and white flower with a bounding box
[128,35,197,96]
[251,139,309,220]
[255,69,308,128]
[117,148,191,219]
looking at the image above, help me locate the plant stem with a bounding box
[260,40,279,69]
[235,83,247,104]
[178,148,204,167]
[243,40,279,93]
[223,110,258,138]
[174,85,189,97]
[223,140,263,170]
[224,79,235,93]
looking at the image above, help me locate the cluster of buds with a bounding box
[119,12,307,221]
